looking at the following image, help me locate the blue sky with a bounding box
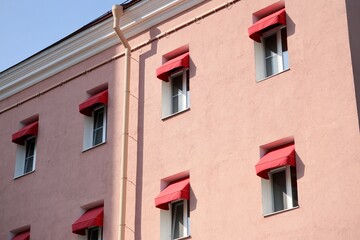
[0,0,127,72]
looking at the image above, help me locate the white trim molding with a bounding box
[0,0,205,101]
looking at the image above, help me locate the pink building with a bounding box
[1,0,360,239]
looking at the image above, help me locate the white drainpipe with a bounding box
[112,4,131,240]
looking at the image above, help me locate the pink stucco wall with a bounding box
[1,0,360,239]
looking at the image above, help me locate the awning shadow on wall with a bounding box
[346,0,360,132]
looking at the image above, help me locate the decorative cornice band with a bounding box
[0,0,205,101]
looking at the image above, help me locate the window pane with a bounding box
[88,228,99,240]
[24,156,34,173]
[93,108,104,129]
[186,70,190,92]
[24,138,36,173]
[172,96,179,114]
[264,34,278,76]
[266,56,278,77]
[172,74,183,95]
[272,170,287,212]
[171,73,184,114]
[264,34,277,58]
[291,167,299,207]
[25,138,36,158]
[172,202,184,239]
[281,28,289,70]
[93,129,103,145]
[93,108,105,145]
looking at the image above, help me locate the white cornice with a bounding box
[0,0,205,101]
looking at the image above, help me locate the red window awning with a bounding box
[156,52,189,82]
[255,143,295,179]
[12,231,30,240]
[12,121,38,145]
[248,8,286,42]
[79,90,108,116]
[155,177,190,210]
[72,206,104,235]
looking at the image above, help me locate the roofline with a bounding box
[0,0,207,102]
[0,0,142,74]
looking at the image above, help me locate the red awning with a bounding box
[12,121,38,145]
[72,206,104,235]
[155,178,190,210]
[255,143,295,179]
[12,231,30,240]
[79,90,108,116]
[156,52,189,81]
[248,8,286,42]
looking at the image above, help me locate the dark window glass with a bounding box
[88,227,100,240]
[186,70,190,92]
[291,166,298,207]
[172,201,184,239]
[272,170,287,212]
[93,107,105,145]
[264,33,278,76]
[24,137,36,173]
[171,74,183,114]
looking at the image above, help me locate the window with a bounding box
[169,70,189,115]
[15,137,37,177]
[23,137,36,174]
[268,166,298,213]
[155,177,190,240]
[12,121,38,178]
[88,227,102,240]
[263,27,288,77]
[79,89,108,150]
[92,106,106,146]
[255,143,298,215]
[248,8,289,81]
[171,200,190,239]
[162,69,190,118]
[83,105,107,149]
[156,52,190,118]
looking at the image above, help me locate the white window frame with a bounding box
[92,106,106,146]
[162,69,190,119]
[87,226,102,240]
[14,136,37,178]
[254,26,289,81]
[83,105,107,151]
[160,199,190,240]
[261,165,298,216]
[171,200,190,240]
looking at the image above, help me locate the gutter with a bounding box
[0,0,242,114]
[112,4,131,240]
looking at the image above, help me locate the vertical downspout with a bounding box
[112,5,131,240]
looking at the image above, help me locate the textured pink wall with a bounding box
[128,0,360,239]
[1,0,360,239]
[0,45,122,239]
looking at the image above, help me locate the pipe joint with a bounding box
[112,5,124,29]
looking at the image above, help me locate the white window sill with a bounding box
[14,170,35,180]
[162,108,190,121]
[263,205,299,217]
[174,235,191,240]
[256,68,290,83]
[82,141,107,153]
